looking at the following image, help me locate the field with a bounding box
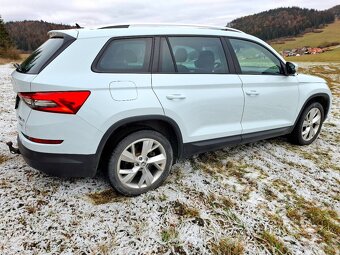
[0,54,30,65]
[271,20,340,62]
[0,63,339,254]
[271,19,340,52]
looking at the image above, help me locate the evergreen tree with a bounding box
[0,15,13,50]
[228,7,335,41]
[0,14,19,59]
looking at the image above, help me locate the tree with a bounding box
[0,14,20,59]
[0,15,12,50]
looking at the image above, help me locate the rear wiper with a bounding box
[13,63,22,72]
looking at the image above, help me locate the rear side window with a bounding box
[19,37,69,74]
[94,38,152,73]
[166,37,229,74]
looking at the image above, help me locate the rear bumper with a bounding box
[18,136,98,177]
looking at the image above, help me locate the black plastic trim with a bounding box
[220,36,236,74]
[152,37,160,73]
[18,136,97,177]
[183,135,241,157]
[241,126,292,143]
[95,115,184,167]
[165,36,178,73]
[293,93,331,126]
[99,25,130,29]
[182,126,292,158]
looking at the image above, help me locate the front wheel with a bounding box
[289,102,324,145]
[107,130,173,196]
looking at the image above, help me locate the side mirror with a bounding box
[286,62,298,75]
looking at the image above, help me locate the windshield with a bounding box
[18,38,64,74]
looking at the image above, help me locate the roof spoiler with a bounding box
[48,29,79,39]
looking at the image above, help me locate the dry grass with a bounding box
[291,197,340,253]
[0,53,29,65]
[270,20,340,62]
[0,62,339,254]
[86,189,127,205]
[258,231,290,255]
[0,154,9,164]
[210,238,244,255]
[271,19,340,52]
[286,207,302,223]
[161,226,178,243]
[173,201,200,218]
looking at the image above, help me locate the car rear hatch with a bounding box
[12,29,78,93]
[11,30,78,133]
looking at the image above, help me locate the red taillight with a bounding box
[18,91,91,114]
[22,133,63,144]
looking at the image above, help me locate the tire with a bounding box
[107,130,173,196]
[289,102,324,145]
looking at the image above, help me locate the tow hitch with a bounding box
[6,141,20,154]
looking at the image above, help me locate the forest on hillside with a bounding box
[228,7,335,41]
[328,5,340,17]
[5,20,73,52]
[0,6,339,55]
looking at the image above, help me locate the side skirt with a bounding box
[182,126,292,158]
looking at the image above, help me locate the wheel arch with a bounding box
[94,115,183,172]
[293,93,331,130]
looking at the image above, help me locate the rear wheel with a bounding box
[107,130,173,196]
[289,102,324,145]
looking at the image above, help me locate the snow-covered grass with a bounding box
[0,63,339,254]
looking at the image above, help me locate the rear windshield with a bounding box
[18,38,65,74]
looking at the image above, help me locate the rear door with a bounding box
[227,38,299,134]
[152,36,244,144]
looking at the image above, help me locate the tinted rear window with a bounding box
[18,38,65,74]
[93,38,152,73]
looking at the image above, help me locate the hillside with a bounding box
[5,20,74,52]
[271,19,340,62]
[228,7,335,41]
[328,5,340,17]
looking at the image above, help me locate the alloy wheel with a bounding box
[302,107,321,141]
[117,138,167,189]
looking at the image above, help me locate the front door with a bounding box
[228,38,299,134]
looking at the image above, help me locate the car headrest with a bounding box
[175,48,188,62]
[115,49,138,63]
[195,50,215,68]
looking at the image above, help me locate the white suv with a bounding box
[11,24,332,195]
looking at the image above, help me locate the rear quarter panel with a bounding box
[30,37,164,151]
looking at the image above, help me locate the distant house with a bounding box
[308,48,323,54]
[282,46,324,57]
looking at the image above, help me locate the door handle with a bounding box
[245,90,259,96]
[166,94,186,100]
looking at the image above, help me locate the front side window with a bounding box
[96,38,152,72]
[166,37,229,74]
[229,39,283,75]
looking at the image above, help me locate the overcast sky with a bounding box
[1,0,338,26]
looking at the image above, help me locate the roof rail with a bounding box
[98,23,243,33]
